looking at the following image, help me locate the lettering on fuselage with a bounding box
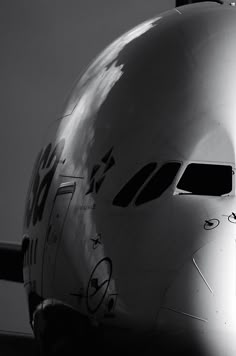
[78,203,96,211]
[85,147,115,195]
[22,235,38,268]
[25,139,65,227]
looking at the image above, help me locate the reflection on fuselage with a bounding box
[22,2,236,355]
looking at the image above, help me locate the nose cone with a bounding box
[156,237,236,355]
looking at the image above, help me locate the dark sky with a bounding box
[0,0,174,333]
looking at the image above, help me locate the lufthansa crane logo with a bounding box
[86,257,112,313]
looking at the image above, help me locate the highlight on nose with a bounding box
[155,237,236,355]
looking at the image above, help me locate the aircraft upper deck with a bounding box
[56,2,236,181]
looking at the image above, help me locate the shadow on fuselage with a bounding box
[33,301,207,356]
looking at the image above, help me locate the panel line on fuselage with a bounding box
[192,258,214,295]
[162,307,208,323]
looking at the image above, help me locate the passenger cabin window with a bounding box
[176,163,232,196]
[135,162,181,206]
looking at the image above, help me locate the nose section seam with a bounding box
[192,257,214,294]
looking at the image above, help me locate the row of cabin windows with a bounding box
[112,162,233,207]
[23,237,38,267]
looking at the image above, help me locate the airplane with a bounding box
[2,0,236,355]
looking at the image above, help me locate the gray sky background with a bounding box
[0,0,174,333]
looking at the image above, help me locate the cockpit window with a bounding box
[135,162,181,206]
[113,163,157,207]
[176,163,232,196]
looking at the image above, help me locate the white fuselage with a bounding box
[23,2,236,355]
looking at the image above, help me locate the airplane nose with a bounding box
[155,237,236,356]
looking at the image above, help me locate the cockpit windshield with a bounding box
[176,163,232,196]
[113,162,181,207]
[135,162,181,205]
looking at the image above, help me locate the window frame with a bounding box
[112,160,182,208]
[134,160,182,206]
[174,160,235,197]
